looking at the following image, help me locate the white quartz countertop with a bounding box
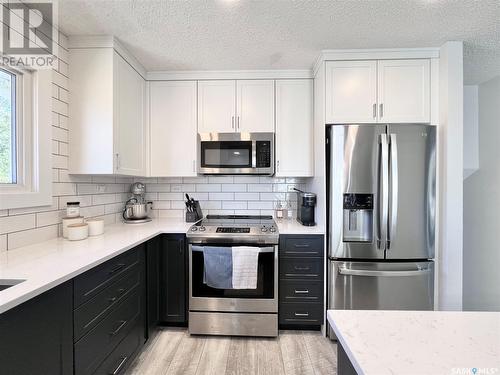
[0,218,191,314]
[275,218,325,234]
[327,310,500,375]
[0,217,323,314]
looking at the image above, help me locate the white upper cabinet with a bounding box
[275,79,313,177]
[69,48,146,175]
[236,80,275,133]
[198,79,275,133]
[198,80,236,133]
[115,54,146,176]
[325,60,377,124]
[325,59,431,124]
[377,59,430,123]
[149,81,197,177]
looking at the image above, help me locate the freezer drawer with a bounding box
[329,261,434,310]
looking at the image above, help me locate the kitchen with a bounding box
[0,1,499,375]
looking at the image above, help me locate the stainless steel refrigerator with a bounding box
[327,124,436,318]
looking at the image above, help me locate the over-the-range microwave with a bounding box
[198,132,274,175]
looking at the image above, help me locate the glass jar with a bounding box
[66,202,81,218]
[274,200,284,219]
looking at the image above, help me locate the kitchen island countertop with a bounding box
[327,309,500,375]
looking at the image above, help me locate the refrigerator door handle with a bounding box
[378,134,389,250]
[388,133,398,249]
[338,267,430,277]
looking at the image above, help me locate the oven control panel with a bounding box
[216,227,251,233]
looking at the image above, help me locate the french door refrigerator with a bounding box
[327,124,436,319]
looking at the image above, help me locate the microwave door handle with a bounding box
[388,134,398,249]
[252,140,257,168]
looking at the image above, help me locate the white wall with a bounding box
[438,41,464,310]
[463,75,500,311]
[463,85,479,179]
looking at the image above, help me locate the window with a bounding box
[0,67,18,184]
[0,66,52,210]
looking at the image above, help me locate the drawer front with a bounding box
[74,288,141,375]
[280,258,323,279]
[74,266,141,341]
[74,247,140,308]
[279,302,323,325]
[93,323,142,375]
[280,280,323,303]
[280,236,324,257]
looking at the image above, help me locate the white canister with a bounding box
[67,223,89,241]
[62,216,84,238]
[86,218,104,236]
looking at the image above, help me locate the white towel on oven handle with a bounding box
[231,246,260,289]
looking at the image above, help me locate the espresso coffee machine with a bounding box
[295,189,317,226]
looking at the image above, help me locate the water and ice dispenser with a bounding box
[343,194,373,242]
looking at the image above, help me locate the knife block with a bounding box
[186,201,203,222]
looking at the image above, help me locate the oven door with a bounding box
[198,133,274,175]
[189,244,278,313]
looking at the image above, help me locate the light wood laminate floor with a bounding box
[126,328,337,375]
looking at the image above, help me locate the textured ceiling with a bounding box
[58,0,500,84]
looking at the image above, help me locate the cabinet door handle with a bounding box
[379,103,384,118]
[237,116,240,130]
[109,263,126,275]
[294,289,309,294]
[192,160,195,173]
[277,160,280,172]
[373,103,377,119]
[294,266,310,271]
[231,116,235,129]
[294,312,309,317]
[115,153,120,170]
[109,356,128,375]
[109,320,127,336]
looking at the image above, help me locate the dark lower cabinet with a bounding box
[159,234,188,324]
[279,234,325,329]
[0,281,73,375]
[146,235,161,337]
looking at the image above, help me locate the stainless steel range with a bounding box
[187,215,279,337]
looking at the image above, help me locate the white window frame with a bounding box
[0,66,52,209]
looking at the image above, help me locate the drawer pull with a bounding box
[109,263,126,275]
[109,320,127,336]
[117,288,126,294]
[109,356,128,375]
[294,289,309,294]
[293,244,310,248]
[294,266,310,271]
[108,296,117,303]
[294,312,309,317]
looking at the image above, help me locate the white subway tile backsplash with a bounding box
[158,192,184,201]
[92,194,116,205]
[233,176,261,183]
[104,203,123,215]
[200,201,222,209]
[222,201,247,210]
[209,192,234,201]
[80,205,105,218]
[53,183,77,196]
[92,175,116,183]
[0,235,6,251]
[52,154,68,169]
[36,210,64,227]
[208,176,234,183]
[247,184,273,192]
[157,177,182,183]
[196,184,221,192]
[0,214,36,235]
[221,184,247,192]
[259,192,284,201]
[7,225,59,250]
[52,126,68,142]
[59,170,92,183]
[152,201,171,210]
[147,184,171,193]
[182,177,208,184]
[77,183,99,195]
[247,201,274,210]
[234,192,260,200]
